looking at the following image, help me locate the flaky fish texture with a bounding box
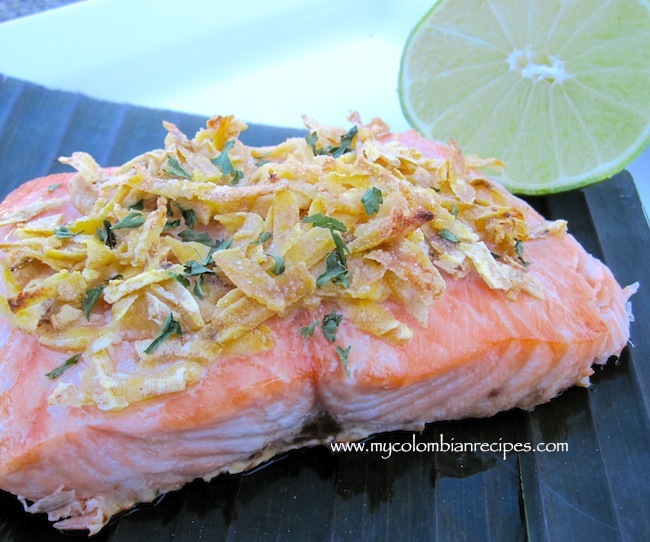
[0,116,636,534]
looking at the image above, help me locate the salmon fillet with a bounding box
[0,117,635,534]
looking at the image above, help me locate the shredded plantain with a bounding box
[0,114,565,410]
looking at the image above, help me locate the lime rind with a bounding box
[496,124,650,195]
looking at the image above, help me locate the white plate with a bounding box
[0,0,431,130]
[0,0,647,213]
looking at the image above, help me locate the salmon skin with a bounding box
[0,116,636,534]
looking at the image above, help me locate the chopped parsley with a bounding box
[96,220,116,249]
[184,260,215,276]
[178,229,213,246]
[45,354,81,380]
[176,204,197,228]
[267,254,285,276]
[250,231,272,245]
[299,320,319,338]
[306,126,358,158]
[303,213,347,232]
[330,126,358,158]
[128,199,145,210]
[335,345,351,378]
[450,203,459,217]
[169,272,190,287]
[201,238,232,267]
[47,183,62,192]
[54,226,76,239]
[171,265,209,299]
[254,152,272,168]
[317,251,350,288]
[361,187,383,216]
[321,311,342,343]
[183,257,215,300]
[214,237,233,251]
[112,212,145,230]
[303,213,351,287]
[81,275,124,319]
[211,140,244,184]
[193,274,206,300]
[514,238,530,267]
[302,214,348,259]
[438,229,460,243]
[164,155,191,179]
[305,131,318,154]
[144,313,182,355]
[81,284,105,320]
[332,232,350,265]
[164,219,181,231]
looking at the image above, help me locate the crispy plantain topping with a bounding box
[0,114,564,409]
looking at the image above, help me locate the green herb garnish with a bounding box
[335,345,351,377]
[439,229,460,243]
[82,284,105,320]
[193,274,206,300]
[164,155,191,179]
[214,238,233,251]
[303,213,347,232]
[250,231,272,245]
[178,229,213,246]
[176,204,197,228]
[211,140,244,184]
[332,269,350,288]
[128,199,145,210]
[317,251,350,288]
[164,219,181,231]
[330,126,358,158]
[47,183,62,192]
[304,213,350,286]
[306,126,358,158]
[299,320,319,338]
[450,204,459,217]
[514,238,530,267]
[54,226,76,239]
[267,254,285,276]
[361,187,383,216]
[254,152,272,168]
[200,238,232,267]
[112,212,145,230]
[184,260,215,276]
[96,220,116,249]
[169,272,190,287]
[305,132,318,154]
[45,354,81,379]
[321,311,342,343]
[332,232,350,265]
[144,313,182,355]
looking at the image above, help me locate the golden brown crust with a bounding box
[0,116,567,412]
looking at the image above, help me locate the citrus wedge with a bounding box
[399,0,650,194]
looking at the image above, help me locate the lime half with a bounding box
[399,0,650,194]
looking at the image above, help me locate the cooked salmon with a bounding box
[0,116,635,534]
